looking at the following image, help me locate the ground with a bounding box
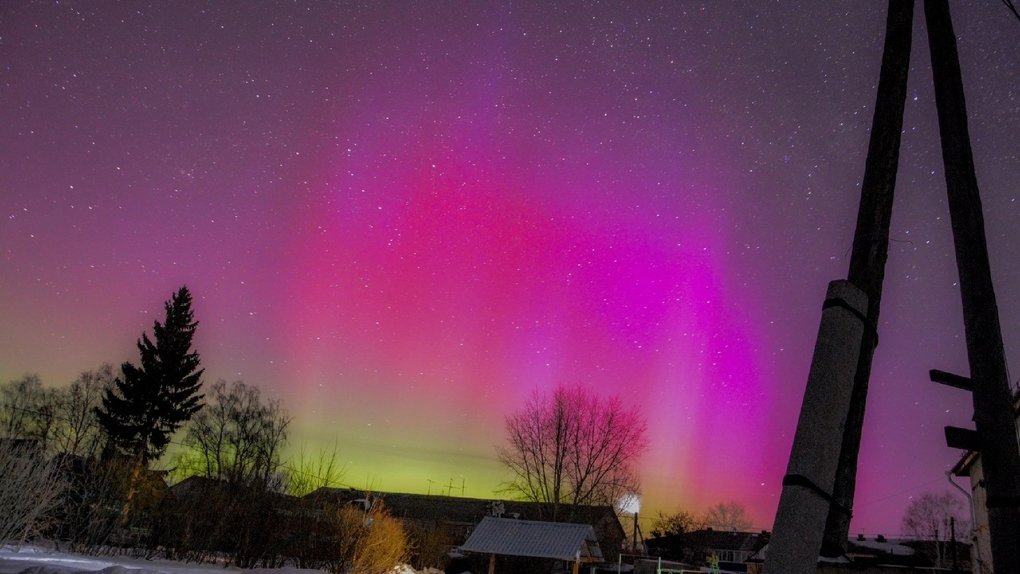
[0,546,418,574]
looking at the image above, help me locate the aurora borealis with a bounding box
[1,1,1018,535]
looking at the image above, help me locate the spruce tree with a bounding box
[97,286,205,464]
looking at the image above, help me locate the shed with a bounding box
[303,487,626,561]
[460,516,603,574]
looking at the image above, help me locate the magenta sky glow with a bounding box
[2,1,1018,535]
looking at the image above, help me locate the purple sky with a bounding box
[1,1,1018,535]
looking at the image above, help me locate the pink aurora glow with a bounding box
[3,1,1018,535]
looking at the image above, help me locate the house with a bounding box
[842,534,918,567]
[749,533,970,572]
[159,474,303,564]
[459,516,603,574]
[166,474,221,497]
[47,452,171,547]
[645,529,769,572]
[950,389,1020,574]
[303,488,627,563]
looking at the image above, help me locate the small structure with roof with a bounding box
[646,528,770,570]
[459,516,604,574]
[303,487,626,562]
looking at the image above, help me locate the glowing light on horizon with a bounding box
[619,493,641,515]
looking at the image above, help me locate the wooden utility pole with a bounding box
[767,5,913,571]
[769,1,1020,571]
[924,1,1020,572]
[822,0,915,556]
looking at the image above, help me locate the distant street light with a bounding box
[619,493,642,554]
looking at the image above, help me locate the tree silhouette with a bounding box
[498,384,647,520]
[651,509,702,538]
[703,501,752,532]
[96,286,204,465]
[178,379,290,491]
[901,491,969,569]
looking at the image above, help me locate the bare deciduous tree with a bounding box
[1,374,58,446]
[703,501,752,532]
[902,491,969,569]
[179,379,291,491]
[406,520,455,571]
[61,458,132,550]
[498,384,648,520]
[334,502,409,574]
[651,509,703,538]
[51,364,116,458]
[286,441,347,496]
[289,497,408,574]
[0,439,65,545]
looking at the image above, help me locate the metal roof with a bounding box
[459,516,604,562]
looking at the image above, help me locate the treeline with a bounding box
[0,287,439,573]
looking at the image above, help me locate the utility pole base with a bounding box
[764,281,868,574]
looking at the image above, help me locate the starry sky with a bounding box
[1,1,1018,535]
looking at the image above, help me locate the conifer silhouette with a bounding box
[97,286,205,464]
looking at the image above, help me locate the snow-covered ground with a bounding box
[0,546,417,574]
[0,545,328,574]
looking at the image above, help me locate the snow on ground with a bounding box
[0,545,332,574]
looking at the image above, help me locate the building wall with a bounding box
[955,392,1020,574]
[966,460,992,574]
[966,462,991,574]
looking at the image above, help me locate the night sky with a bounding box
[2,1,1018,535]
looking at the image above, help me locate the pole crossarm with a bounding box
[768,1,1020,572]
[944,426,980,451]
[929,369,973,391]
